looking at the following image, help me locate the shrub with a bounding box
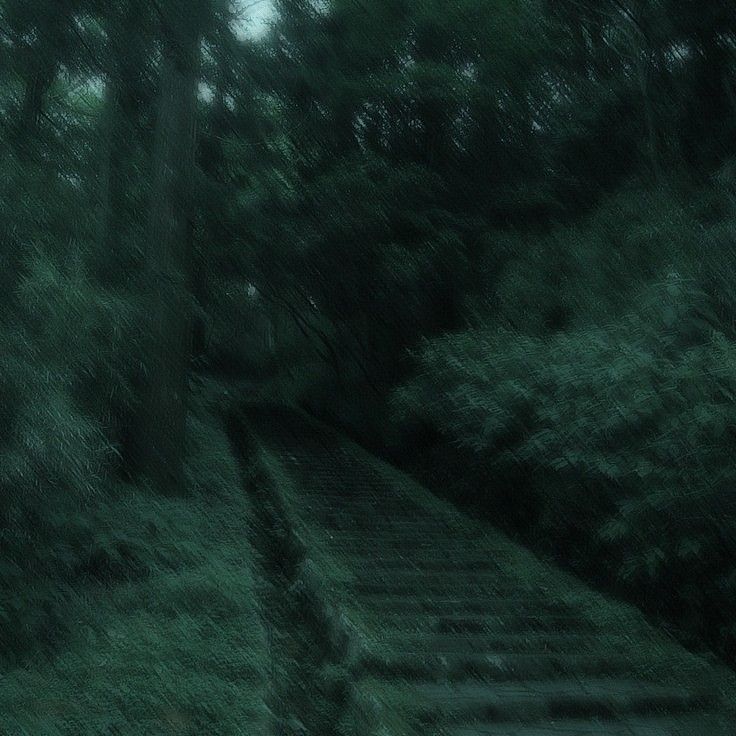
[394,271,736,659]
[0,243,142,660]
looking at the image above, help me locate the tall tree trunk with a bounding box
[13,41,61,159]
[133,7,203,494]
[635,48,661,185]
[10,2,77,157]
[17,55,56,137]
[194,22,234,358]
[99,1,149,287]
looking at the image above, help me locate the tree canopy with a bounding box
[1,0,736,679]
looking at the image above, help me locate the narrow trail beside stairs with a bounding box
[241,403,736,736]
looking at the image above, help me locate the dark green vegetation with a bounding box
[244,404,736,735]
[1,0,736,731]
[0,382,270,733]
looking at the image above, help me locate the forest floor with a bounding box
[243,402,736,736]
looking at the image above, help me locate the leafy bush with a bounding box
[468,183,736,338]
[0,241,143,660]
[394,271,736,659]
[0,394,270,734]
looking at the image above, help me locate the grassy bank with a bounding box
[0,383,269,735]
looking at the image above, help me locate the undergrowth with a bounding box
[0,384,268,736]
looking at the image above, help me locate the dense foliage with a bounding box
[1,0,735,692]
[394,185,736,660]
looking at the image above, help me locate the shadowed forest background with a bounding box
[1,0,736,731]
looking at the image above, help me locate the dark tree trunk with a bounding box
[12,44,59,159]
[132,8,203,494]
[98,1,150,287]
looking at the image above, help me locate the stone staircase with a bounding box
[244,404,736,736]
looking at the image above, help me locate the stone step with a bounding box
[353,569,513,585]
[296,489,399,501]
[375,631,638,655]
[330,542,499,559]
[405,679,712,724]
[297,485,412,497]
[314,516,448,534]
[337,553,511,571]
[356,594,577,616]
[307,516,455,534]
[355,651,654,682]
[329,542,482,559]
[365,612,598,635]
[350,580,543,597]
[322,524,490,537]
[304,495,426,510]
[364,608,580,625]
[288,475,391,488]
[317,506,428,519]
[299,482,394,491]
[304,499,430,511]
[309,504,441,515]
[447,713,733,736]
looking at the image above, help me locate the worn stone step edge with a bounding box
[403,678,715,725]
[357,611,603,635]
[354,650,661,682]
[368,631,645,656]
[447,713,734,736]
